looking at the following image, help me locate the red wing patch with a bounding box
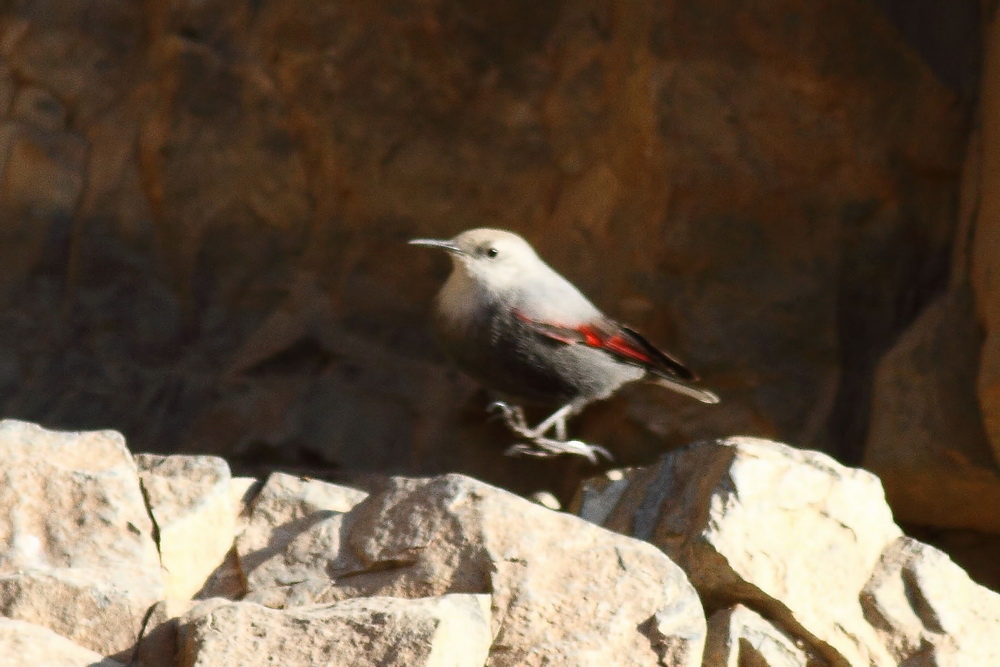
[577,326,601,348]
[516,312,651,363]
[601,333,654,364]
[577,326,653,364]
[515,310,695,380]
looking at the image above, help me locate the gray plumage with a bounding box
[410,228,718,461]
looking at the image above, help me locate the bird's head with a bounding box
[409,228,542,291]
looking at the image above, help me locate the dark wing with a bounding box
[514,311,696,381]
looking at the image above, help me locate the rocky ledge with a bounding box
[0,419,996,666]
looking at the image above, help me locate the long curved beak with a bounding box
[408,238,463,254]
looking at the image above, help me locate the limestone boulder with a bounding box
[908,527,1000,593]
[235,472,368,604]
[703,605,818,667]
[312,474,706,667]
[0,568,165,661]
[862,537,1000,666]
[187,475,262,601]
[127,599,200,667]
[0,420,160,571]
[177,595,492,667]
[0,617,125,667]
[574,437,902,666]
[0,420,163,656]
[182,477,263,600]
[1,417,999,666]
[136,454,237,600]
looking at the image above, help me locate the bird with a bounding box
[409,228,719,463]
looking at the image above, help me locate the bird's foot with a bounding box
[504,437,613,465]
[487,401,531,436]
[488,401,607,463]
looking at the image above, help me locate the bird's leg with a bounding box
[525,403,574,440]
[487,401,530,434]
[489,402,572,440]
[493,403,613,464]
[553,411,567,441]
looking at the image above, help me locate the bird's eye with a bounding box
[485,247,499,259]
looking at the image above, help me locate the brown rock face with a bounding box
[863,287,1000,532]
[0,0,972,483]
[974,11,1000,470]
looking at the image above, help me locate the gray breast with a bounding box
[435,305,644,406]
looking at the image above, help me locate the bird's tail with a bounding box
[649,375,720,404]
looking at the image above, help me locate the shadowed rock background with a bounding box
[0,1,997,586]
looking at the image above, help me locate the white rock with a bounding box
[574,437,902,666]
[178,594,492,667]
[136,454,236,599]
[0,617,124,667]
[189,476,262,600]
[0,420,160,572]
[236,472,368,601]
[862,536,1000,665]
[0,567,162,658]
[323,474,706,667]
[0,421,163,656]
[703,605,815,667]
